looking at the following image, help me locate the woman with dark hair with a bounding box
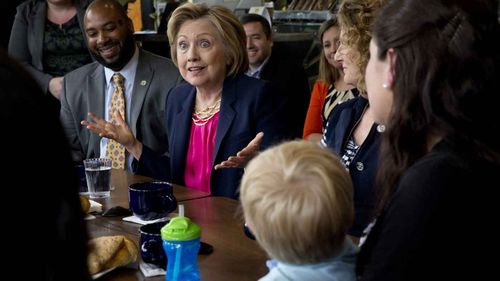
[359,0,500,279]
[9,0,93,100]
[303,18,358,142]
[0,49,90,281]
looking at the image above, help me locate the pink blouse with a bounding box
[184,113,219,193]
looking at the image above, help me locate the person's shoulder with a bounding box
[324,97,366,134]
[269,50,304,70]
[405,145,461,176]
[266,260,356,281]
[139,49,177,69]
[66,61,100,76]
[169,81,194,95]
[76,0,93,7]
[15,0,39,13]
[64,61,101,84]
[236,73,268,85]
[262,52,307,88]
[165,82,194,107]
[397,141,482,193]
[313,80,329,89]
[310,81,330,97]
[387,144,472,212]
[333,96,365,112]
[15,1,30,10]
[231,74,271,95]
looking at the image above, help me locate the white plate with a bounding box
[92,267,116,280]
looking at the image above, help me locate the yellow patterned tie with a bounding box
[106,73,126,169]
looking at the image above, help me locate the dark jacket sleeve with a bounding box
[8,0,92,93]
[8,1,53,92]
[134,145,171,182]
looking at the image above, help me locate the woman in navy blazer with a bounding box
[321,0,385,239]
[322,97,381,238]
[84,3,287,199]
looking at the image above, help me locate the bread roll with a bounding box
[87,235,138,275]
[80,195,90,214]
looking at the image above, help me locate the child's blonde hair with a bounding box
[240,140,353,264]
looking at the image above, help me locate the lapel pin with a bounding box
[140,80,147,86]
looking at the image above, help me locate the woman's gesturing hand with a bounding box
[214,132,264,170]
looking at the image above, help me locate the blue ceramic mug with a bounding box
[128,182,177,220]
[140,221,169,268]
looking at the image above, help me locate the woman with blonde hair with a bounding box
[84,2,287,198]
[303,17,358,141]
[321,0,386,240]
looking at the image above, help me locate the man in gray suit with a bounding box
[60,0,180,170]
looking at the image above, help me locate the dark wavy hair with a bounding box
[373,0,500,211]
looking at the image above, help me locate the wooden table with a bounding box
[86,171,268,280]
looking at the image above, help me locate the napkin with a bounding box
[91,266,115,280]
[122,213,177,225]
[84,214,96,220]
[139,261,166,277]
[89,200,102,213]
[84,200,102,220]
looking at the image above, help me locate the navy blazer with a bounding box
[323,97,381,237]
[136,74,288,199]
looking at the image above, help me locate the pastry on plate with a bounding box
[87,235,138,275]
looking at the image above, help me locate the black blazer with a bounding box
[260,50,310,139]
[323,97,381,237]
[357,140,500,280]
[136,74,289,199]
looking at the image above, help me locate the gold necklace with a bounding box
[192,98,221,126]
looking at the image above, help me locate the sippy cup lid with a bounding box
[161,216,201,241]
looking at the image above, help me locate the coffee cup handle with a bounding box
[164,193,177,213]
[141,239,159,253]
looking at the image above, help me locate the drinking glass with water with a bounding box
[83,158,112,199]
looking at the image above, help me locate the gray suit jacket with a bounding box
[8,0,92,93]
[60,49,181,164]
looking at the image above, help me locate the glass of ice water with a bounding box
[83,158,112,199]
